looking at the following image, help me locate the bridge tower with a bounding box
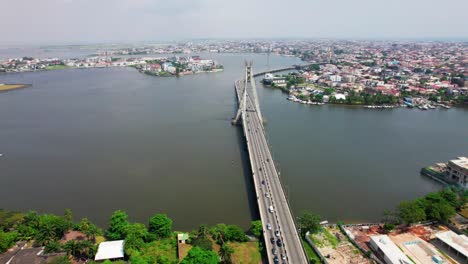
[232,62,263,125]
[247,61,263,125]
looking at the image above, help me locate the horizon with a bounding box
[1,0,467,46]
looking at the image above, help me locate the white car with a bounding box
[267,223,272,230]
[275,229,280,237]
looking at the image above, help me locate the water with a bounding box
[0,53,467,230]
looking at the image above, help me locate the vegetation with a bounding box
[45,64,69,70]
[0,208,259,264]
[301,236,321,263]
[180,246,219,264]
[149,214,173,239]
[298,211,321,235]
[106,210,129,240]
[249,220,262,238]
[393,188,467,225]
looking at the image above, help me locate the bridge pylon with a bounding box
[232,61,263,125]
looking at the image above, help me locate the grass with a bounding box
[45,65,69,70]
[139,236,178,263]
[301,237,321,263]
[309,228,339,249]
[459,204,468,218]
[229,241,261,264]
[323,228,339,248]
[94,235,105,244]
[0,84,27,91]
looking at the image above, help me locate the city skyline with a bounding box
[1,0,468,45]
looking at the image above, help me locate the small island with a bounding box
[133,55,224,77]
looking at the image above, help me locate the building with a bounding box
[95,240,125,261]
[262,73,286,86]
[445,157,468,188]
[369,235,412,264]
[177,233,189,244]
[435,231,468,262]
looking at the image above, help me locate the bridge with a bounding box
[233,62,308,264]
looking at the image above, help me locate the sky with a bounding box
[1,0,468,45]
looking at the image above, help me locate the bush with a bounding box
[191,237,213,251]
[44,240,62,253]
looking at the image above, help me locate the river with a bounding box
[0,53,467,230]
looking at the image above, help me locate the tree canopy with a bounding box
[106,210,129,240]
[298,211,321,235]
[148,214,173,239]
[180,246,219,264]
[250,220,263,238]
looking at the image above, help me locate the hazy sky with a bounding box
[2,0,468,44]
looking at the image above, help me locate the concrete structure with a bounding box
[233,63,307,264]
[445,157,468,188]
[95,240,124,261]
[177,233,189,244]
[369,235,412,264]
[435,231,468,262]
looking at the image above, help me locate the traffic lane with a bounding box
[244,113,278,263]
[247,102,300,263]
[256,128,305,263]
[247,111,287,263]
[246,115,282,262]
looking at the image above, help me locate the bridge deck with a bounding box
[234,78,307,264]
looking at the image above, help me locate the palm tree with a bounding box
[220,243,234,264]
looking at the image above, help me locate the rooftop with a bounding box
[370,235,412,264]
[95,240,125,261]
[450,157,468,169]
[435,231,468,258]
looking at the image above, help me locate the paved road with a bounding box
[235,79,307,264]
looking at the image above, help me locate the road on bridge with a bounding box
[234,66,308,264]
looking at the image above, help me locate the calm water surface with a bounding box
[0,53,467,229]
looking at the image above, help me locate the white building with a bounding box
[445,157,468,188]
[329,75,342,82]
[369,235,412,264]
[435,231,468,262]
[95,240,125,261]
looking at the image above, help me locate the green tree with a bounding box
[209,224,227,244]
[181,247,219,264]
[0,230,18,253]
[129,251,155,264]
[44,240,62,253]
[298,212,321,235]
[220,243,234,264]
[148,214,172,239]
[106,210,129,240]
[224,225,248,242]
[324,88,334,95]
[440,188,463,209]
[124,223,148,255]
[192,237,213,251]
[63,209,73,229]
[46,256,71,264]
[76,218,102,241]
[36,215,69,246]
[250,220,263,238]
[197,224,208,238]
[398,201,426,224]
[156,255,171,264]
